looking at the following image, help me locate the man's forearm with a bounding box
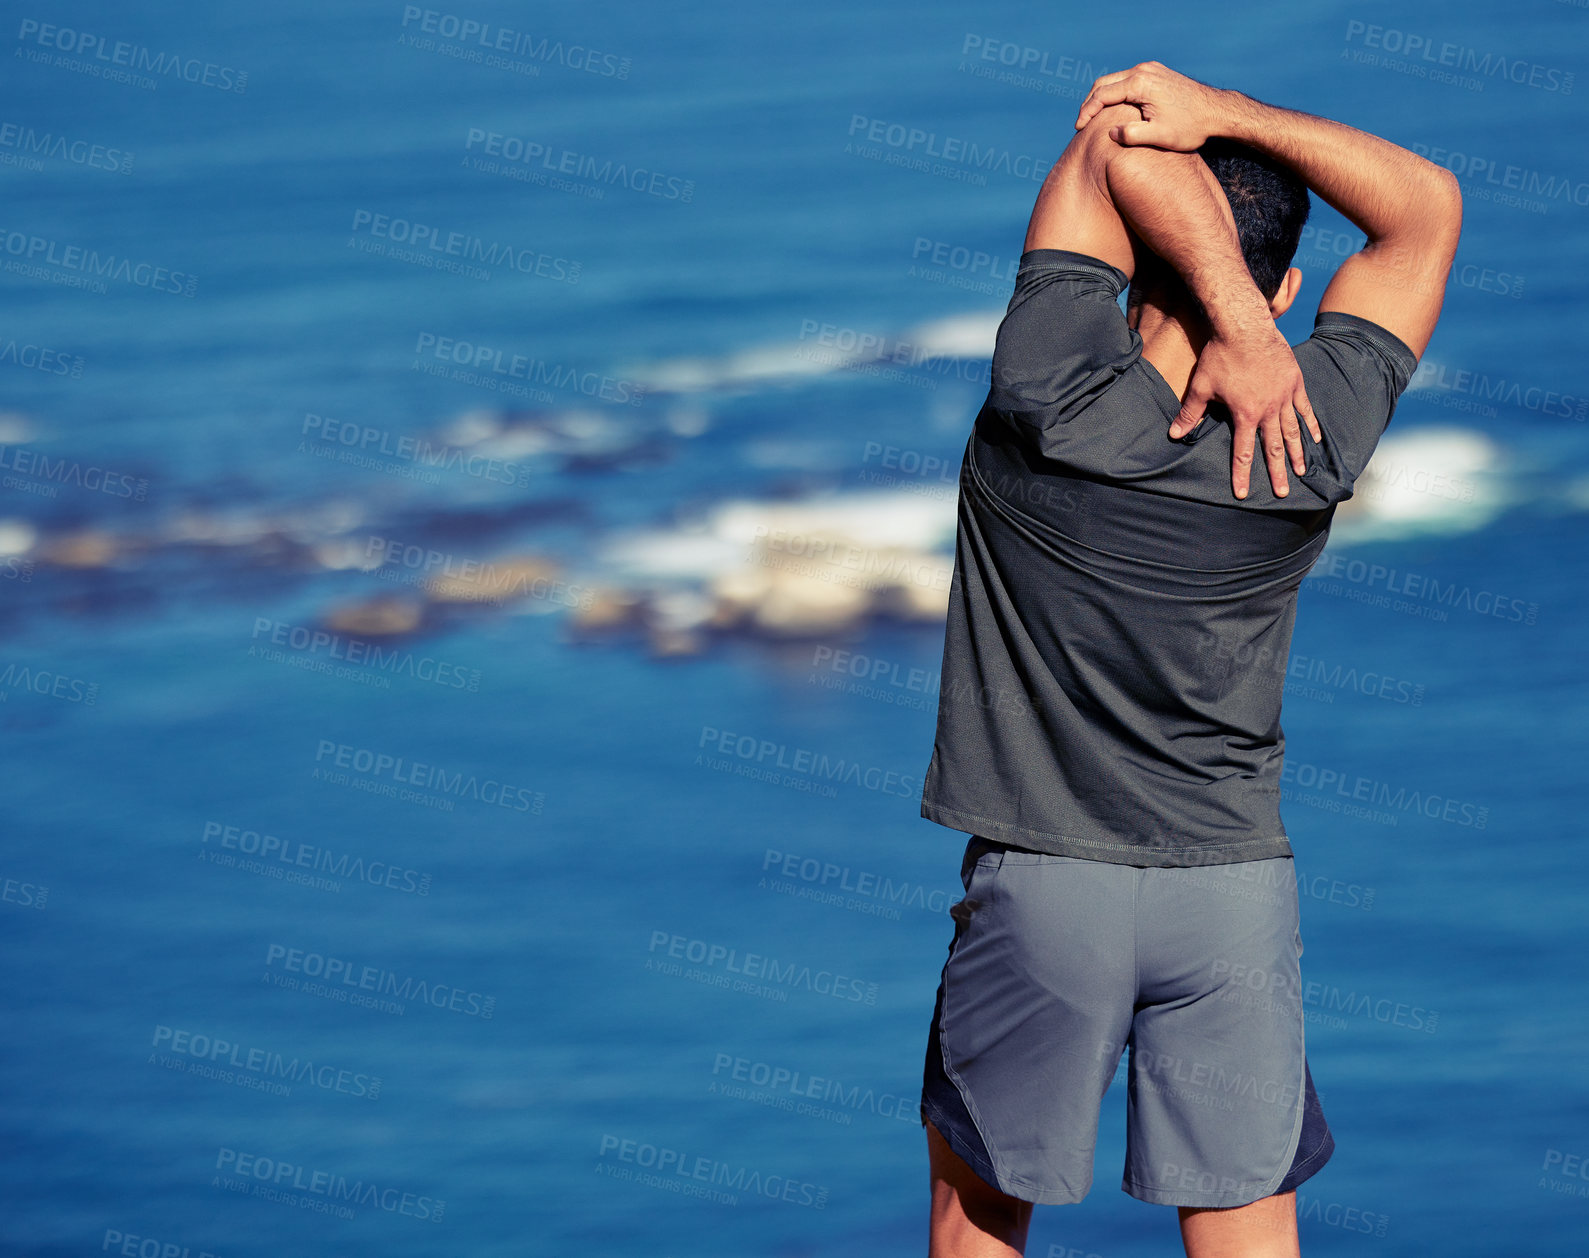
[1212,93,1460,249]
[1102,144,1273,336]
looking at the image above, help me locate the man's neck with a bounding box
[1129,300,1209,399]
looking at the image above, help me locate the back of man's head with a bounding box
[1201,138,1311,298]
[1127,138,1311,313]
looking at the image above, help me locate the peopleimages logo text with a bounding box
[214,1147,443,1220]
[1280,760,1488,829]
[152,1024,382,1098]
[264,943,495,1018]
[846,115,1049,181]
[349,210,579,282]
[648,931,879,1005]
[15,20,249,92]
[1343,21,1574,93]
[398,7,631,78]
[312,739,542,812]
[0,227,197,294]
[1306,552,1539,624]
[697,726,918,797]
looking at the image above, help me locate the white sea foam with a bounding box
[0,518,37,555]
[901,311,1001,361]
[591,489,959,637]
[433,407,642,461]
[598,489,957,581]
[633,341,844,394]
[629,310,1002,395]
[163,499,365,547]
[1333,426,1506,543]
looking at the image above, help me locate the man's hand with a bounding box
[1074,61,1233,151]
[1175,318,1319,500]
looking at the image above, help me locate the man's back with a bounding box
[919,248,1419,866]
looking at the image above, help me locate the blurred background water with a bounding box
[3,1,1587,1254]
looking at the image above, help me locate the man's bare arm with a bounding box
[1222,100,1460,358]
[1025,104,1318,497]
[1076,62,1463,358]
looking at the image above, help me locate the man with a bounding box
[917,63,1461,1257]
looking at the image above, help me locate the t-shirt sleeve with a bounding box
[1292,310,1420,502]
[987,248,1134,441]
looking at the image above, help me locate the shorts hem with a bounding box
[1121,1177,1291,1209]
[922,1100,1091,1206]
[920,800,1294,867]
[1122,1042,1313,1210]
[1276,1124,1336,1193]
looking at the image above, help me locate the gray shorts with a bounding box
[921,836,1334,1208]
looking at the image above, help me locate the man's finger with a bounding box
[1074,75,1137,127]
[1075,72,1137,127]
[1108,120,1160,146]
[1294,386,1321,444]
[1279,402,1306,476]
[1231,414,1258,500]
[1077,85,1134,129]
[1089,68,1137,92]
[1170,374,1214,439]
[1260,411,1291,498]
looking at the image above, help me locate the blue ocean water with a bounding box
[3,1,1587,1254]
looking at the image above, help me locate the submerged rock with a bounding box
[322,596,424,637]
[593,489,957,645]
[425,555,562,604]
[40,531,122,568]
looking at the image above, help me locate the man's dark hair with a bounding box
[1201,138,1311,297]
[1127,138,1311,313]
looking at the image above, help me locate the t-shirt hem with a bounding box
[920,798,1294,868]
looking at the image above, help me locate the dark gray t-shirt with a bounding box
[919,248,1418,867]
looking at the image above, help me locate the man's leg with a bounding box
[1178,1190,1300,1258]
[1127,858,1317,1256]
[927,1117,1034,1257]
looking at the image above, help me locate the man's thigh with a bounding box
[1124,857,1315,1209]
[921,841,1138,1205]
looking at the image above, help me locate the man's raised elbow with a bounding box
[1428,164,1462,215]
[1430,166,1464,253]
[1389,160,1463,262]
